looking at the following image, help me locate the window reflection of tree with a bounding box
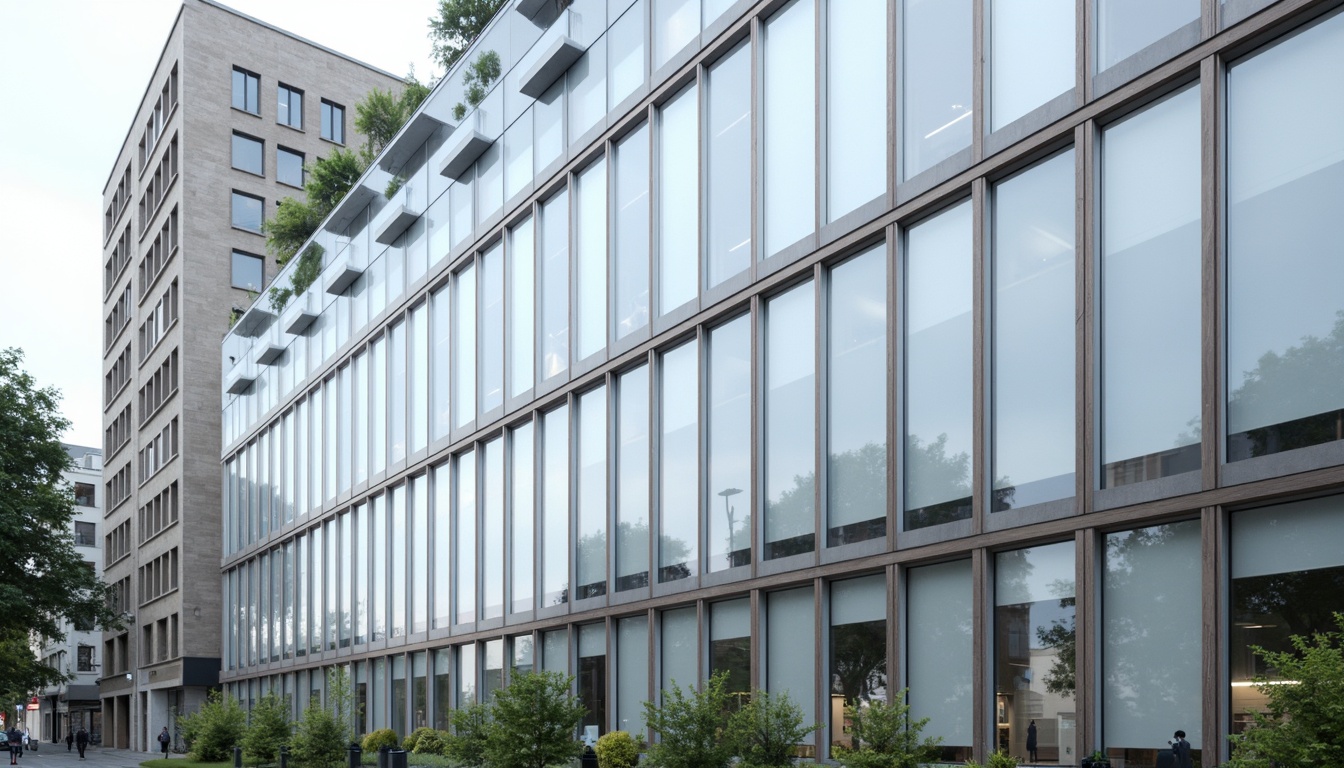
[830,619,887,707]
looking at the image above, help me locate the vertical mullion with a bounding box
[971,178,987,533]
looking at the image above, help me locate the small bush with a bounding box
[642,672,736,768]
[243,691,293,765]
[595,731,639,768]
[179,690,248,762]
[403,727,435,752]
[831,691,942,768]
[443,702,492,768]
[362,729,400,752]
[411,731,448,756]
[725,689,821,768]
[485,671,587,768]
[964,749,1020,768]
[292,669,356,768]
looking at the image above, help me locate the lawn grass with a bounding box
[140,760,232,768]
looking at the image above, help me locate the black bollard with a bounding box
[347,742,362,768]
[234,746,243,768]
[377,746,389,768]
[389,749,407,768]
[279,745,290,768]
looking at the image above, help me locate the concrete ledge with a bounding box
[438,127,493,180]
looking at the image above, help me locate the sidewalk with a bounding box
[8,744,165,768]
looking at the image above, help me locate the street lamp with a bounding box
[718,487,742,567]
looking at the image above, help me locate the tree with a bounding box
[1225,613,1344,768]
[429,0,505,72]
[484,671,586,768]
[243,691,293,765]
[444,701,492,768]
[832,692,943,768]
[356,76,433,168]
[262,147,363,267]
[725,689,821,768]
[0,348,119,698]
[179,690,248,762]
[642,671,736,768]
[291,667,356,768]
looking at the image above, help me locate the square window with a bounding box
[232,191,264,232]
[232,67,259,114]
[74,521,96,546]
[321,99,345,144]
[232,250,264,291]
[278,147,306,188]
[232,132,263,175]
[278,84,303,129]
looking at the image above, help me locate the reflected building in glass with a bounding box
[218,0,1344,765]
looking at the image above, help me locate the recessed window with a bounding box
[231,250,264,291]
[232,132,263,175]
[277,84,303,129]
[74,521,96,547]
[231,191,264,232]
[277,147,305,188]
[74,482,96,507]
[321,100,345,144]
[232,67,259,114]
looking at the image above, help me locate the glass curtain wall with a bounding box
[659,341,698,581]
[765,282,815,558]
[711,598,751,707]
[454,265,476,431]
[1096,0,1199,72]
[708,316,752,570]
[828,576,886,753]
[762,0,815,257]
[767,588,815,756]
[658,84,698,314]
[617,616,648,733]
[577,159,608,361]
[902,0,972,179]
[481,243,504,414]
[433,464,451,628]
[706,44,751,288]
[614,124,650,340]
[907,559,973,761]
[826,0,885,220]
[579,624,607,735]
[577,387,608,599]
[456,450,477,624]
[616,366,651,591]
[990,0,1075,130]
[661,606,697,699]
[540,191,571,383]
[511,423,536,613]
[542,406,570,606]
[510,217,535,398]
[482,439,505,620]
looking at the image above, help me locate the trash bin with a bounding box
[1156,748,1175,768]
[377,746,390,768]
[389,749,408,768]
[580,745,598,768]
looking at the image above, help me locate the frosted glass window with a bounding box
[535,80,565,174]
[827,0,886,221]
[710,598,750,697]
[510,218,536,398]
[707,44,752,288]
[708,316,752,571]
[457,644,477,705]
[578,387,609,599]
[456,450,477,624]
[371,495,386,641]
[540,191,570,382]
[827,245,887,545]
[411,476,427,633]
[829,576,887,752]
[543,629,569,672]
[505,110,533,201]
[1101,87,1201,486]
[609,1,646,106]
[993,151,1075,510]
[905,201,973,528]
[390,320,407,465]
[659,341,698,581]
[1103,521,1202,754]
[511,423,536,613]
[661,606,697,696]
[994,542,1076,763]
[617,616,648,732]
[907,560,972,757]
[569,39,607,142]
[990,0,1075,131]
[767,588,815,728]
[658,84,698,314]
[482,439,504,620]
[431,287,451,441]
[616,366,650,591]
[1226,13,1344,460]
[577,159,609,361]
[1097,0,1199,72]
[765,283,815,559]
[454,265,476,430]
[542,406,570,606]
[902,0,972,179]
[762,0,815,256]
[615,124,651,340]
[481,243,504,414]
[654,0,699,68]
[433,464,451,629]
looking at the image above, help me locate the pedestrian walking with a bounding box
[1026,720,1038,763]
[75,727,88,760]
[64,733,72,752]
[7,729,19,766]
[158,726,171,755]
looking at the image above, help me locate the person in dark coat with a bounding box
[1026,720,1038,762]
[1170,729,1192,768]
[74,728,88,760]
[7,729,19,766]
[64,733,72,751]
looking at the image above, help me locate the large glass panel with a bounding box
[762,0,815,256]
[903,0,973,179]
[510,217,536,398]
[767,587,815,754]
[578,387,608,599]
[1230,496,1344,741]
[706,44,752,288]
[481,243,504,414]
[535,80,565,173]
[827,246,887,545]
[615,124,650,340]
[542,406,570,606]
[994,542,1077,763]
[451,176,473,249]
[353,354,367,486]
[454,264,477,430]
[827,0,886,220]
[371,494,386,641]
[1097,0,1199,72]
[993,151,1075,510]
[412,652,428,729]
[390,320,407,465]
[658,84,698,314]
[609,0,646,106]
[483,639,505,698]
[505,111,533,201]
[512,635,535,677]
[659,341,698,581]
[326,520,337,650]
[456,450,477,624]
[1103,521,1201,762]
[511,423,536,613]
[907,560,973,762]
[829,576,887,754]
[654,0,699,68]
[905,202,974,529]
[577,159,608,361]
[540,191,570,382]
[432,649,451,729]
[391,655,407,736]
[543,629,569,672]
[353,504,365,645]
[661,606,697,697]
[569,38,607,142]
[708,316,751,571]
[482,439,505,621]
[371,338,387,476]
[457,644,477,705]
[411,476,427,633]
[478,143,504,224]
[710,599,750,705]
[1101,87,1201,486]
[431,287,451,441]
[990,0,1075,131]
[1226,14,1344,461]
[616,366,650,591]
[411,304,428,454]
[617,616,648,733]
[433,463,451,629]
[579,625,607,735]
[765,282,815,558]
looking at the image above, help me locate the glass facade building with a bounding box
[219,0,1344,764]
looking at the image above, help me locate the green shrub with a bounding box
[403,727,436,752]
[292,669,356,768]
[243,691,293,765]
[642,671,736,768]
[362,729,400,752]
[443,702,492,768]
[595,731,640,768]
[411,730,448,756]
[831,691,942,768]
[964,749,1020,768]
[484,671,586,768]
[725,689,821,768]
[178,689,247,762]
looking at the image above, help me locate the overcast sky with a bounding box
[0,0,440,447]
